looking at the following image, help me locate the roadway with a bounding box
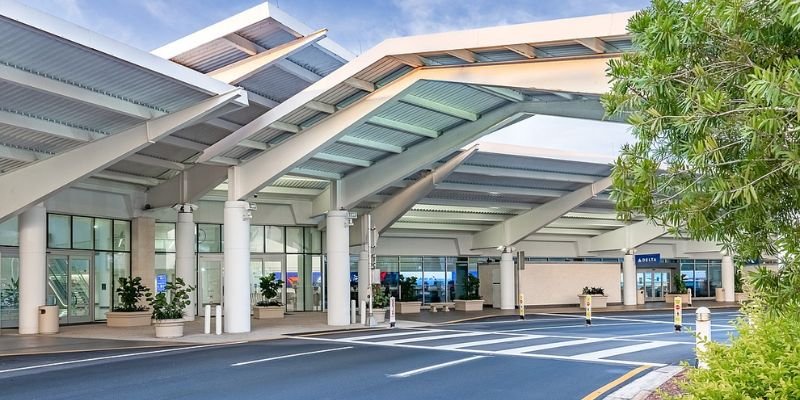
[0,309,739,399]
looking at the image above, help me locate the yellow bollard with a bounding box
[519,294,525,320]
[674,296,682,332]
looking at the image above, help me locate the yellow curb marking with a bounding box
[581,365,650,400]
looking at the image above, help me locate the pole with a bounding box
[204,305,211,334]
[518,293,525,320]
[389,296,396,328]
[350,299,357,324]
[673,296,682,332]
[695,307,711,369]
[366,214,376,327]
[585,295,592,326]
[360,300,366,325]
[215,305,222,335]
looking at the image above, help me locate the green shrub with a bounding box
[672,273,688,294]
[149,277,194,320]
[256,273,283,306]
[114,276,151,312]
[582,286,605,295]
[372,284,389,308]
[462,274,481,300]
[399,275,418,301]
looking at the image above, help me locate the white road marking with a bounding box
[572,341,677,361]
[0,342,249,374]
[498,338,605,355]
[374,331,487,345]
[231,346,352,366]
[435,335,541,350]
[504,322,653,332]
[344,329,441,341]
[388,356,486,378]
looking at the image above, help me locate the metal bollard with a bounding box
[389,297,396,328]
[360,300,367,325]
[674,296,683,332]
[215,305,222,335]
[695,307,711,369]
[351,300,357,324]
[204,305,211,334]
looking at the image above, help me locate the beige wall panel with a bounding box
[520,263,621,306]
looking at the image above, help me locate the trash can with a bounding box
[38,305,59,334]
[637,289,646,305]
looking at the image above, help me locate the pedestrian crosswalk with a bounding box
[298,327,692,367]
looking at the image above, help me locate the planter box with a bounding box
[665,293,691,305]
[735,292,748,303]
[578,294,608,309]
[372,308,386,323]
[253,306,284,319]
[106,311,152,327]
[454,299,484,311]
[153,319,184,338]
[715,287,726,302]
[397,301,421,314]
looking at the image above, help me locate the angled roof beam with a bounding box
[0,144,49,163]
[290,168,342,180]
[505,44,536,59]
[391,222,485,231]
[344,77,376,92]
[588,220,668,252]
[401,94,478,121]
[127,153,186,171]
[222,33,263,56]
[436,182,568,197]
[392,54,429,68]
[306,100,336,114]
[451,164,601,184]
[160,136,209,152]
[146,163,229,209]
[271,121,301,133]
[0,110,97,142]
[367,116,439,138]
[206,118,242,131]
[469,85,525,102]
[209,30,327,84]
[575,38,606,54]
[0,64,165,120]
[312,153,372,167]
[0,89,245,220]
[276,59,323,83]
[239,140,268,151]
[471,176,610,249]
[247,92,280,109]
[338,136,402,154]
[95,171,163,186]
[349,146,478,246]
[447,49,477,63]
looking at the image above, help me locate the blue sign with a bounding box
[635,253,661,266]
[156,274,167,293]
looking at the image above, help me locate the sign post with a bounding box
[389,296,396,328]
[585,294,592,326]
[674,296,682,332]
[518,294,525,320]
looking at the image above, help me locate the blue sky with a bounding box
[18,0,650,54]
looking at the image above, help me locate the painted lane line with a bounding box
[0,342,249,374]
[504,322,654,332]
[498,338,605,355]
[435,335,542,350]
[294,335,666,367]
[388,355,487,378]
[571,341,677,361]
[450,317,580,326]
[374,331,487,345]
[343,329,442,341]
[231,346,353,366]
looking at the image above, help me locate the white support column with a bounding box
[623,252,637,306]
[326,210,350,326]
[500,249,515,310]
[18,203,46,334]
[175,204,196,321]
[357,249,369,306]
[223,201,251,333]
[721,255,734,302]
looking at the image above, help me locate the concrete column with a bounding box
[326,210,350,326]
[131,217,155,307]
[223,201,251,333]
[623,253,637,306]
[721,255,734,302]
[357,249,369,306]
[499,249,515,310]
[175,205,196,321]
[18,203,46,334]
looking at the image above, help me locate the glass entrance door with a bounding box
[250,255,285,308]
[637,269,671,301]
[198,255,223,316]
[47,253,93,323]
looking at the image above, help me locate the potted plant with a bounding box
[578,286,608,309]
[253,273,284,319]
[371,284,389,323]
[454,274,484,311]
[397,275,421,314]
[149,277,194,338]
[106,276,152,327]
[734,268,748,302]
[665,273,691,305]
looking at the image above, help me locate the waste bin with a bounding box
[38,305,59,334]
[637,289,646,305]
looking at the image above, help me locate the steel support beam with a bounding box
[588,220,668,253]
[146,163,229,209]
[471,176,611,249]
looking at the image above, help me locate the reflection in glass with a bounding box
[94,218,113,251]
[286,254,302,311]
[46,255,69,318]
[0,216,19,246]
[266,226,284,253]
[113,220,130,251]
[72,216,93,249]
[155,223,176,252]
[199,257,223,307]
[286,227,303,253]
[48,215,71,249]
[95,252,113,320]
[113,252,130,309]
[198,224,221,253]
[155,253,176,289]
[68,256,91,320]
[0,254,20,327]
[250,225,265,253]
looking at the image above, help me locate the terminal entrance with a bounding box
[46,252,103,324]
[637,269,671,302]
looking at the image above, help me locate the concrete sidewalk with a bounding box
[0,300,737,356]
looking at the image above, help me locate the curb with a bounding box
[604,365,684,399]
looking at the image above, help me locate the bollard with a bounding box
[351,300,357,324]
[389,297,396,328]
[360,300,367,325]
[204,305,211,334]
[674,296,682,332]
[519,294,525,320]
[215,305,222,335]
[585,294,592,326]
[695,307,711,369]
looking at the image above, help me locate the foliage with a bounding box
[581,286,605,296]
[371,284,389,308]
[734,267,744,293]
[1,277,19,307]
[113,276,151,312]
[398,275,418,301]
[672,273,688,295]
[461,274,481,300]
[256,273,283,307]
[149,277,194,320]
[603,0,800,261]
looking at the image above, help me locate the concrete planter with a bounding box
[665,293,691,305]
[153,319,184,338]
[253,306,284,319]
[735,292,748,303]
[454,299,484,311]
[578,294,608,309]
[106,311,152,327]
[372,308,386,323]
[397,301,421,314]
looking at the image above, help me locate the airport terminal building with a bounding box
[0,2,747,334]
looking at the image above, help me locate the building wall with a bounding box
[519,263,621,306]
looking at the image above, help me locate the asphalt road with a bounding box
[0,309,740,400]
